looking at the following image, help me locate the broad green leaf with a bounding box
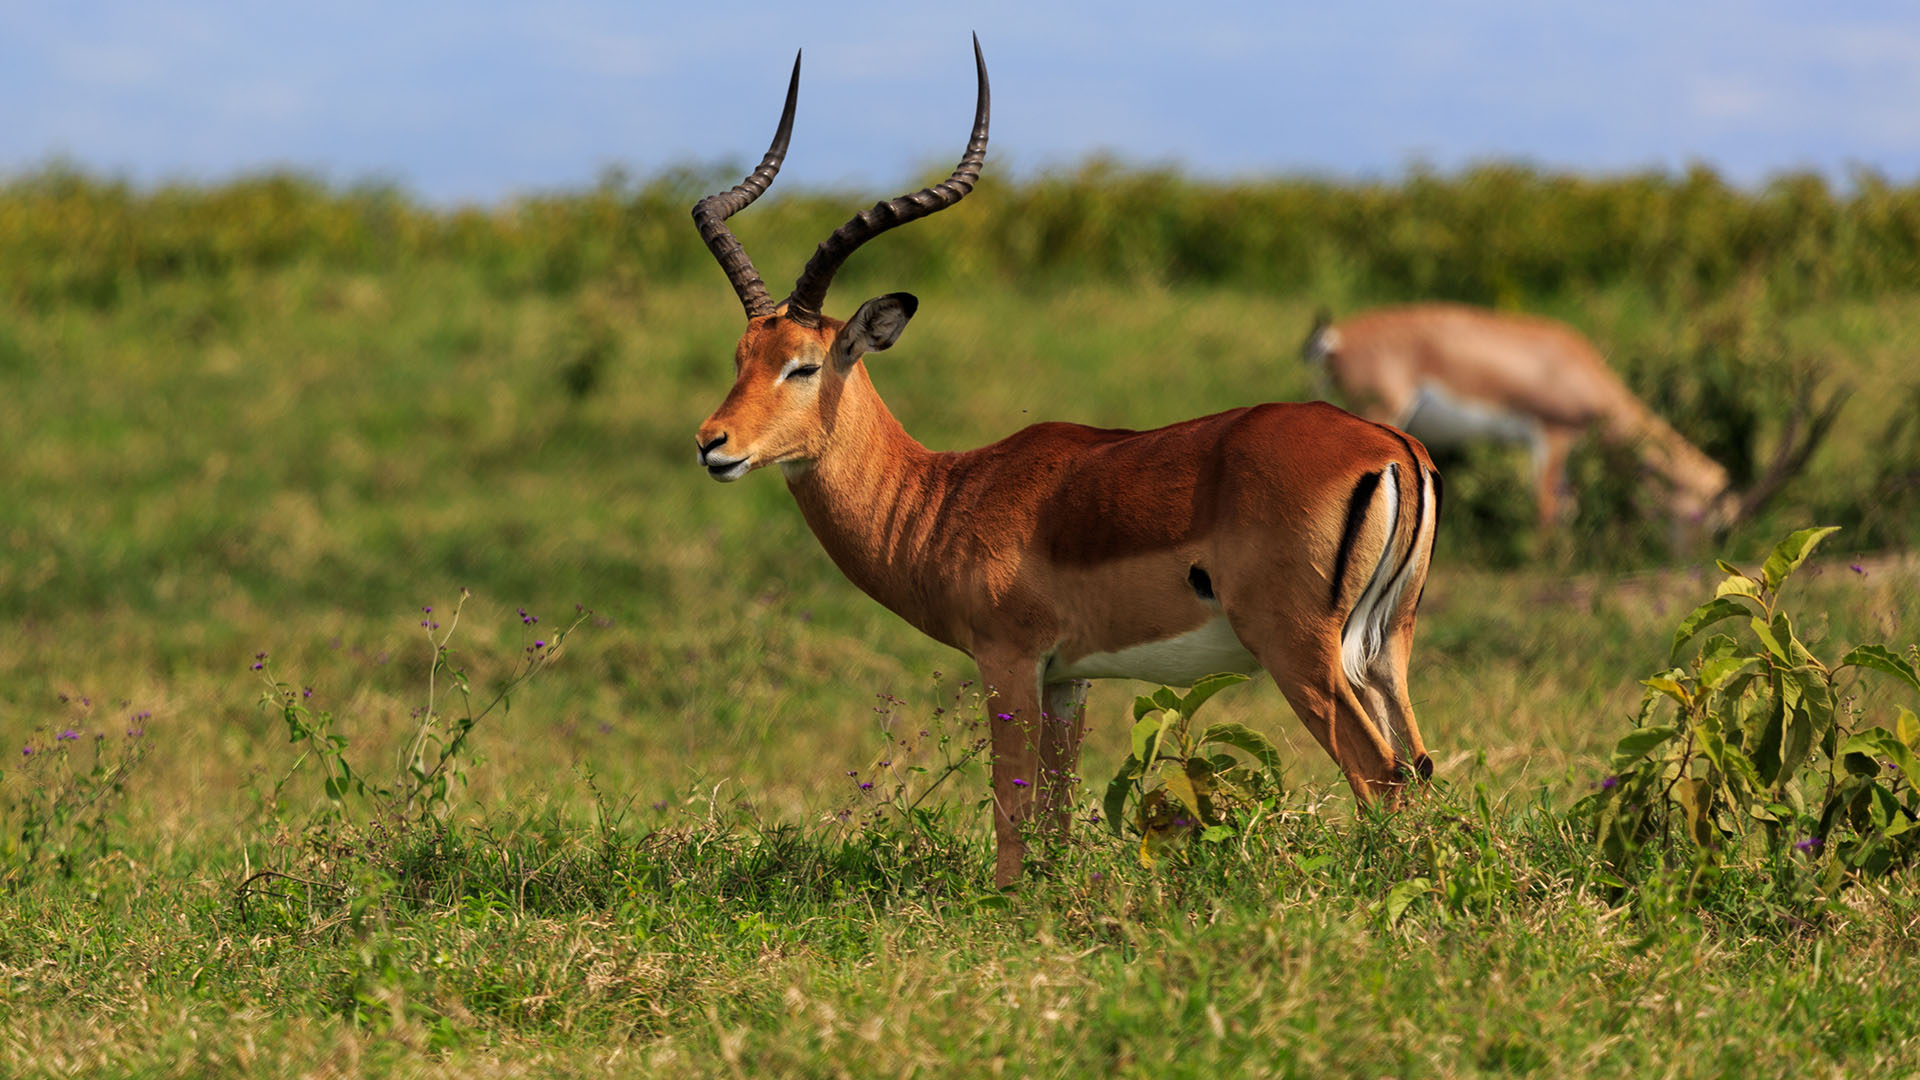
[1611,725,1679,770]
[1151,686,1181,712]
[1698,634,1742,665]
[1715,574,1764,602]
[1699,655,1760,692]
[1670,598,1751,665]
[1751,617,1789,663]
[1898,706,1920,751]
[1841,728,1920,793]
[1200,721,1283,774]
[1783,667,1835,741]
[1751,673,1786,784]
[1199,824,1236,844]
[1103,758,1140,837]
[1160,761,1206,819]
[1839,644,1920,694]
[1131,694,1159,722]
[1779,706,1814,782]
[1180,672,1251,715]
[1130,714,1162,762]
[1642,676,1692,708]
[1381,877,1431,929]
[1761,525,1841,592]
[1674,776,1715,847]
[1715,559,1746,578]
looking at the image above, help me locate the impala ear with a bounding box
[834,293,919,366]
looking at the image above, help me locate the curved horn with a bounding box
[784,35,990,327]
[692,52,801,319]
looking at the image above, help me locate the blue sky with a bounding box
[5,2,1918,204]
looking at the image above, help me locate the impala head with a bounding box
[1300,308,1341,366]
[692,38,989,481]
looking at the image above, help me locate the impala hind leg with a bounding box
[1250,633,1408,805]
[1365,628,1433,782]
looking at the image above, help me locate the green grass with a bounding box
[4,207,1920,1075]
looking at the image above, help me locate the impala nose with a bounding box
[697,432,728,463]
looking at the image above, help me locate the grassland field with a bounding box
[3,170,1920,1076]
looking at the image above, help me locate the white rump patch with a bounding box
[1048,614,1259,687]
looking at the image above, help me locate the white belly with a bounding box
[1398,381,1540,448]
[1047,613,1260,686]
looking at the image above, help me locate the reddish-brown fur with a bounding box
[701,307,1439,884]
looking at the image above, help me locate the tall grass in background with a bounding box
[5,161,1919,311]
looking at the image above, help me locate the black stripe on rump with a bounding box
[1329,470,1383,610]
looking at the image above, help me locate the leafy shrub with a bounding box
[1582,526,1920,908]
[1100,673,1286,865]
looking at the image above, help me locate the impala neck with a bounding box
[782,363,957,642]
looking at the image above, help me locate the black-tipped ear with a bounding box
[1311,306,1333,332]
[835,292,919,366]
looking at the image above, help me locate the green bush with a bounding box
[6,162,1919,310]
[1583,526,1920,912]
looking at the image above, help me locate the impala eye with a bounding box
[783,364,821,382]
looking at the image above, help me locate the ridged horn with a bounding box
[784,35,990,327]
[691,52,801,319]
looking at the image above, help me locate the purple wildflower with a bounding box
[859,782,873,790]
[57,729,79,742]
[251,651,268,671]
[1795,836,1825,854]
[20,745,31,757]
[846,770,858,778]
[1011,778,1029,788]
[995,712,1014,722]
[1851,563,1867,576]
[126,728,144,738]
[1601,776,1620,790]
[1173,817,1192,828]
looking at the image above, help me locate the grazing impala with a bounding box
[1301,304,1841,539]
[694,40,1441,885]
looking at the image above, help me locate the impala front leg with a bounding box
[977,650,1045,887]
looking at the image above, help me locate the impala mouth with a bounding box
[703,455,752,482]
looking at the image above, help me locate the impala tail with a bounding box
[1333,449,1440,693]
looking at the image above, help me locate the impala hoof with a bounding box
[1414,753,1434,780]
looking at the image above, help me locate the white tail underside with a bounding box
[1339,463,1429,690]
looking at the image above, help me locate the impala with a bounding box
[1302,303,1841,538]
[693,40,1441,885]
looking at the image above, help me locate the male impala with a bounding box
[1302,303,1839,537]
[694,41,1441,885]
